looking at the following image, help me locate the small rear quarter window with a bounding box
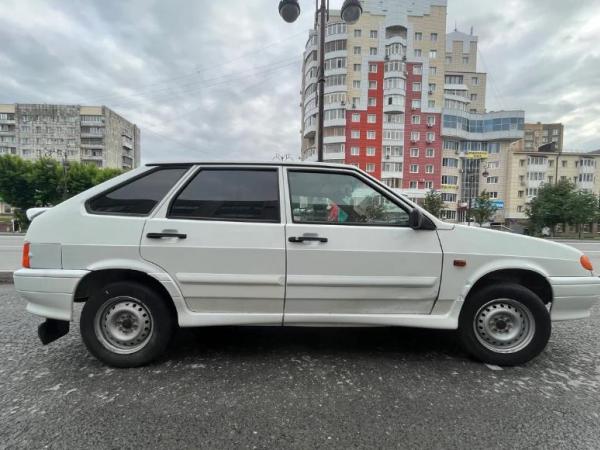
[87,167,188,215]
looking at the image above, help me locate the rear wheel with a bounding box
[80,281,174,368]
[458,283,551,366]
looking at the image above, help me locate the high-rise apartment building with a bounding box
[0,104,140,169]
[299,0,524,223]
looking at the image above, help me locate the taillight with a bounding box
[22,242,30,268]
[580,255,593,271]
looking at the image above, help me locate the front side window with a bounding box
[288,171,409,226]
[87,167,188,215]
[169,169,279,222]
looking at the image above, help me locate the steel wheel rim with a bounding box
[473,298,535,354]
[94,296,153,355]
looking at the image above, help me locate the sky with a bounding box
[1,0,599,163]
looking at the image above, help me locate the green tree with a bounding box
[526,180,574,236]
[423,189,443,218]
[568,190,599,239]
[0,155,124,227]
[471,190,498,226]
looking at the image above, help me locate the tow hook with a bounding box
[38,319,70,345]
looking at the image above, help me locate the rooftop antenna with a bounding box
[470,26,473,35]
[454,21,457,32]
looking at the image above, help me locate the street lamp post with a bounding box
[279,0,362,162]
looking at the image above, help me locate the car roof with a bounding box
[145,161,356,170]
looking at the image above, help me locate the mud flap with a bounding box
[38,319,70,345]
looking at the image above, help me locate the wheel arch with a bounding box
[465,268,553,306]
[74,268,178,318]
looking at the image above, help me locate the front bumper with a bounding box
[13,268,89,321]
[549,276,600,321]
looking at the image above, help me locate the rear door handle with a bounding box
[147,232,187,239]
[288,236,328,243]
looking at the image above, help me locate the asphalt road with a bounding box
[1,285,599,449]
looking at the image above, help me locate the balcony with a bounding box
[122,140,133,150]
[383,103,405,114]
[122,155,134,167]
[81,119,104,126]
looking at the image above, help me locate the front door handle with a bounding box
[288,236,328,243]
[147,232,187,239]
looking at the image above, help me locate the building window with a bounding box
[442,158,458,167]
[411,115,421,125]
[369,63,378,73]
[487,176,499,184]
[366,147,376,156]
[367,114,376,123]
[562,160,568,167]
[369,80,377,89]
[366,163,375,173]
[409,181,418,188]
[410,148,419,157]
[425,165,434,174]
[353,80,361,88]
[462,56,469,64]
[370,30,378,38]
[351,130,360,139]
[426,132,435,142]
[414,49,422,57]
[415,32,422,41]
[367,131,376,140]
[427,115,435,126]
[428,83,436,93]
[445,56,452,64]
[351,146,360,155]
[370,47,378,56]
[410,131,420,142]
[353,64,361,71]
[368,97,377,106]
[429,49,437,59]
[354,46,361,55]
[352,113,361,122]
[518,190,524,198]
[412,82,422,91]
[430,33,438,41]
[424,181,433,189]
[429,66,437,76]
[410,164,419,173]
[470,93,477,101]
[471,76,479,85]
[426,148,434,157]
[411,99,421,109]
[354,29,362,37]
[413,65,422,75]
[428,100,435,108]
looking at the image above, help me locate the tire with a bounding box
[80,281,175,368]
[458,283,551,366]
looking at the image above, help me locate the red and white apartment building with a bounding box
[300,0,524,222]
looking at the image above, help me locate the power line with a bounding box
[105,58,302,109]
[85,30,307,104]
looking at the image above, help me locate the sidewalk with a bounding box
[0,271,14,283]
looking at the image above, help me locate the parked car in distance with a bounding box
[13,162,600,367]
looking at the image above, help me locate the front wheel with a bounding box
[80,281,175,368]
[458,283,551,366]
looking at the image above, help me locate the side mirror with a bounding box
[408,208,424,230]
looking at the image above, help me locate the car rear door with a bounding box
[282,167,443,324]
[140,165,286,325]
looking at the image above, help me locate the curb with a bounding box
[0,272,14,284]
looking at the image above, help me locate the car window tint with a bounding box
[88,168,188,215]
[288,171,409,226]
[169,169,280,222]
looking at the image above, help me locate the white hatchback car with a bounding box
[14,162,600,367]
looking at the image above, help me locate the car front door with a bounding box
[283,168,443,324]
[140,166,286,325]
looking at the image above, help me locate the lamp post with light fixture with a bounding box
[464,158,489,226]
[279,0,363,162]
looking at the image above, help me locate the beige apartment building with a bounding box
[524,122,564,152]
[504,140,600,225]
[0,104,140,169]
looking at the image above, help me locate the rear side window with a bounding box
[87,168,188,215]
[169,169,280,222]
